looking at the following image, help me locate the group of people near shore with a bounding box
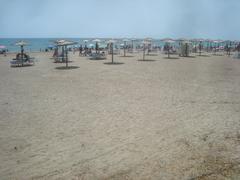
[78,45,92,56]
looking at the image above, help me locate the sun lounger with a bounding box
[11,57,35,67]
[89,52,106,60]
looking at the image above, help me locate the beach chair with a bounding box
[89,52,106,60]
[11,57,35,67]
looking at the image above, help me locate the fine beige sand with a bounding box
[0,51,240,179]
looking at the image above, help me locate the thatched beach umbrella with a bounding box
[161,38,175,58]
[56,40,77,67]
[93,39,101,53]
[15,41,29,66]
[176,38,188,48]
[144,38,153,55]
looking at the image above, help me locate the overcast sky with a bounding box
[0,0,239,39]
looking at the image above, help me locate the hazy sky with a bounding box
[0,0,239,39]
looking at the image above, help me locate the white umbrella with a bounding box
[161,39,175,44]
[93,39,101,53]
[145,38,153,42]
[93,39,101,42]
[15,41,28,46]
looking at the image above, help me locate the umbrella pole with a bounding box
[124,42,126,57]
[21,45,24,66]
[65,46,68,68]
[96,42,98,54]
[143,45,145,60]
[168,46,170,58]
[132,40,134,53]
[111,43,114,63]
[62,46,64,62]
[199,43,201,56]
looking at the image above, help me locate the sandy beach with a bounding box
[0,51,240,179]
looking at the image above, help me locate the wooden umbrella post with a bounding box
[65,46,68,68]
[168,44,170,58]
[124,41,126,57]
[62,46,64,62]
[111,43,114,64]
[143,44,145,61]
[21,45,24,66]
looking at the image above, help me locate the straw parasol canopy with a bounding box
[56,40,77,46]
[161,38,175,44]
[93,39,101,53]
[107,39,116,44]
[161,38,173,41]
[54,40,77,67]
[176,38,188,42]
[145,38,153,42]
[14,41,30,66]
[15,41,28,46]
[161,38,175,58]
[93,39,101,43]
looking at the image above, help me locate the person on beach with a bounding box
[84,45,88,56]
[53,48,58,57]
[79,45,83,56]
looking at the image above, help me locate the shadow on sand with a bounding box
[119,55,134,58]
[163,57,180,59]
[138,59,156,62]
[212,54,224,56]
[11,64,34,68]
[55,66,79,70]
[104,62,124,65]
[53,61,73,63]
[197,55,211,57]
[181,56,196,58]
[146,54,158,56]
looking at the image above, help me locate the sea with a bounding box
[0,38,221,52]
